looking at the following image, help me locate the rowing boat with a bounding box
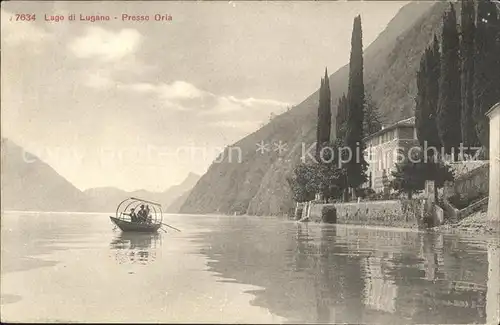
[110,197,163,233]
[109,216,162,233]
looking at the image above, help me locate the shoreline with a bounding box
[434,210,499,235]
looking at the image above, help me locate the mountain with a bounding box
[164,172,200,213]
[83,187,129,212]
[180,1,448,216]
[165,172,200,200]
[166,190,191,213]
[1,138,90,212]
[84,172,200,213]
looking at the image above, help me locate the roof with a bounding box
[486,102,500,118]
[363,116,415,141]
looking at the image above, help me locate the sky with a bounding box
[1,1,407,192]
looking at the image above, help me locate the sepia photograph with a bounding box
[1,0,499,323]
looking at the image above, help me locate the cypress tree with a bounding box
[415,47,430,148]
[428,36,442,153]
[345,15,367,191]
[323,68,331,145]
[335,93,348,142]
[416,44,441,152]
[460,0,480,151]
[415,36,443,200]
[473,0,500,150]
[316,77,325,158]
[429,36,442,165]
[437,4,462,159]
[363,94,382,137]
[316,68,332,159]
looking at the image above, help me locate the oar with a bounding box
[161,223,181,232]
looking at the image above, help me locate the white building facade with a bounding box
[363,117,419,192]
[487,102,500,226]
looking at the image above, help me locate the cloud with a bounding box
[116,80,290,135]
[120,80,290,116]
[157,81,211,100]
[122,81,212,99]
[68,27,148,90]
[204,95,289,134]
[226,96,291,108]
[118,81,214,111]
[1,10,53,48]
[208,95,290,116]
[68,27,142,62]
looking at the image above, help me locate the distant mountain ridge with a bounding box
[180,1,448,216]
[166,190,192,213]
[84,172,200,213]
[1,138,90,212]
[1,138,200,213]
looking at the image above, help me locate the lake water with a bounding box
[1,212,499,324]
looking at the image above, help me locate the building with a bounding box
[363,117,419,192]
[486,102,500,225]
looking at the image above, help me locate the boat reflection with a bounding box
[110,232,162,265]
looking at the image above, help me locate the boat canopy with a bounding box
[115,197,163,225]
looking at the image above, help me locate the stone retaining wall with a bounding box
[308,199,425,228]
[446,163,489,201]
[458,197,489,220]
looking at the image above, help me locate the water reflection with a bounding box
[109,232,161,265]
[195,218,499,324]
[486,239,500,325]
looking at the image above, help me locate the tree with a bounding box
[314,163,346,202]
[421,160,455,189]
[390,149,455,200]
[316,68,332,159]
[316,141,349,201]
[288,143,348,203]
[287,163,317,203]
[390,159,425,200]
[416,36,442,155]
[460,0,480,150]
[363,93,382,137]
[473,0,500,150]
[335,93,348,143]
[322,165,347,201]
[345,15,368,193]
[415,48,429,147]
[437,4,462,159]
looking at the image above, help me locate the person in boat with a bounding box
[137,205,146,222]
[125,208,138,222]
[145,205,152,223]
